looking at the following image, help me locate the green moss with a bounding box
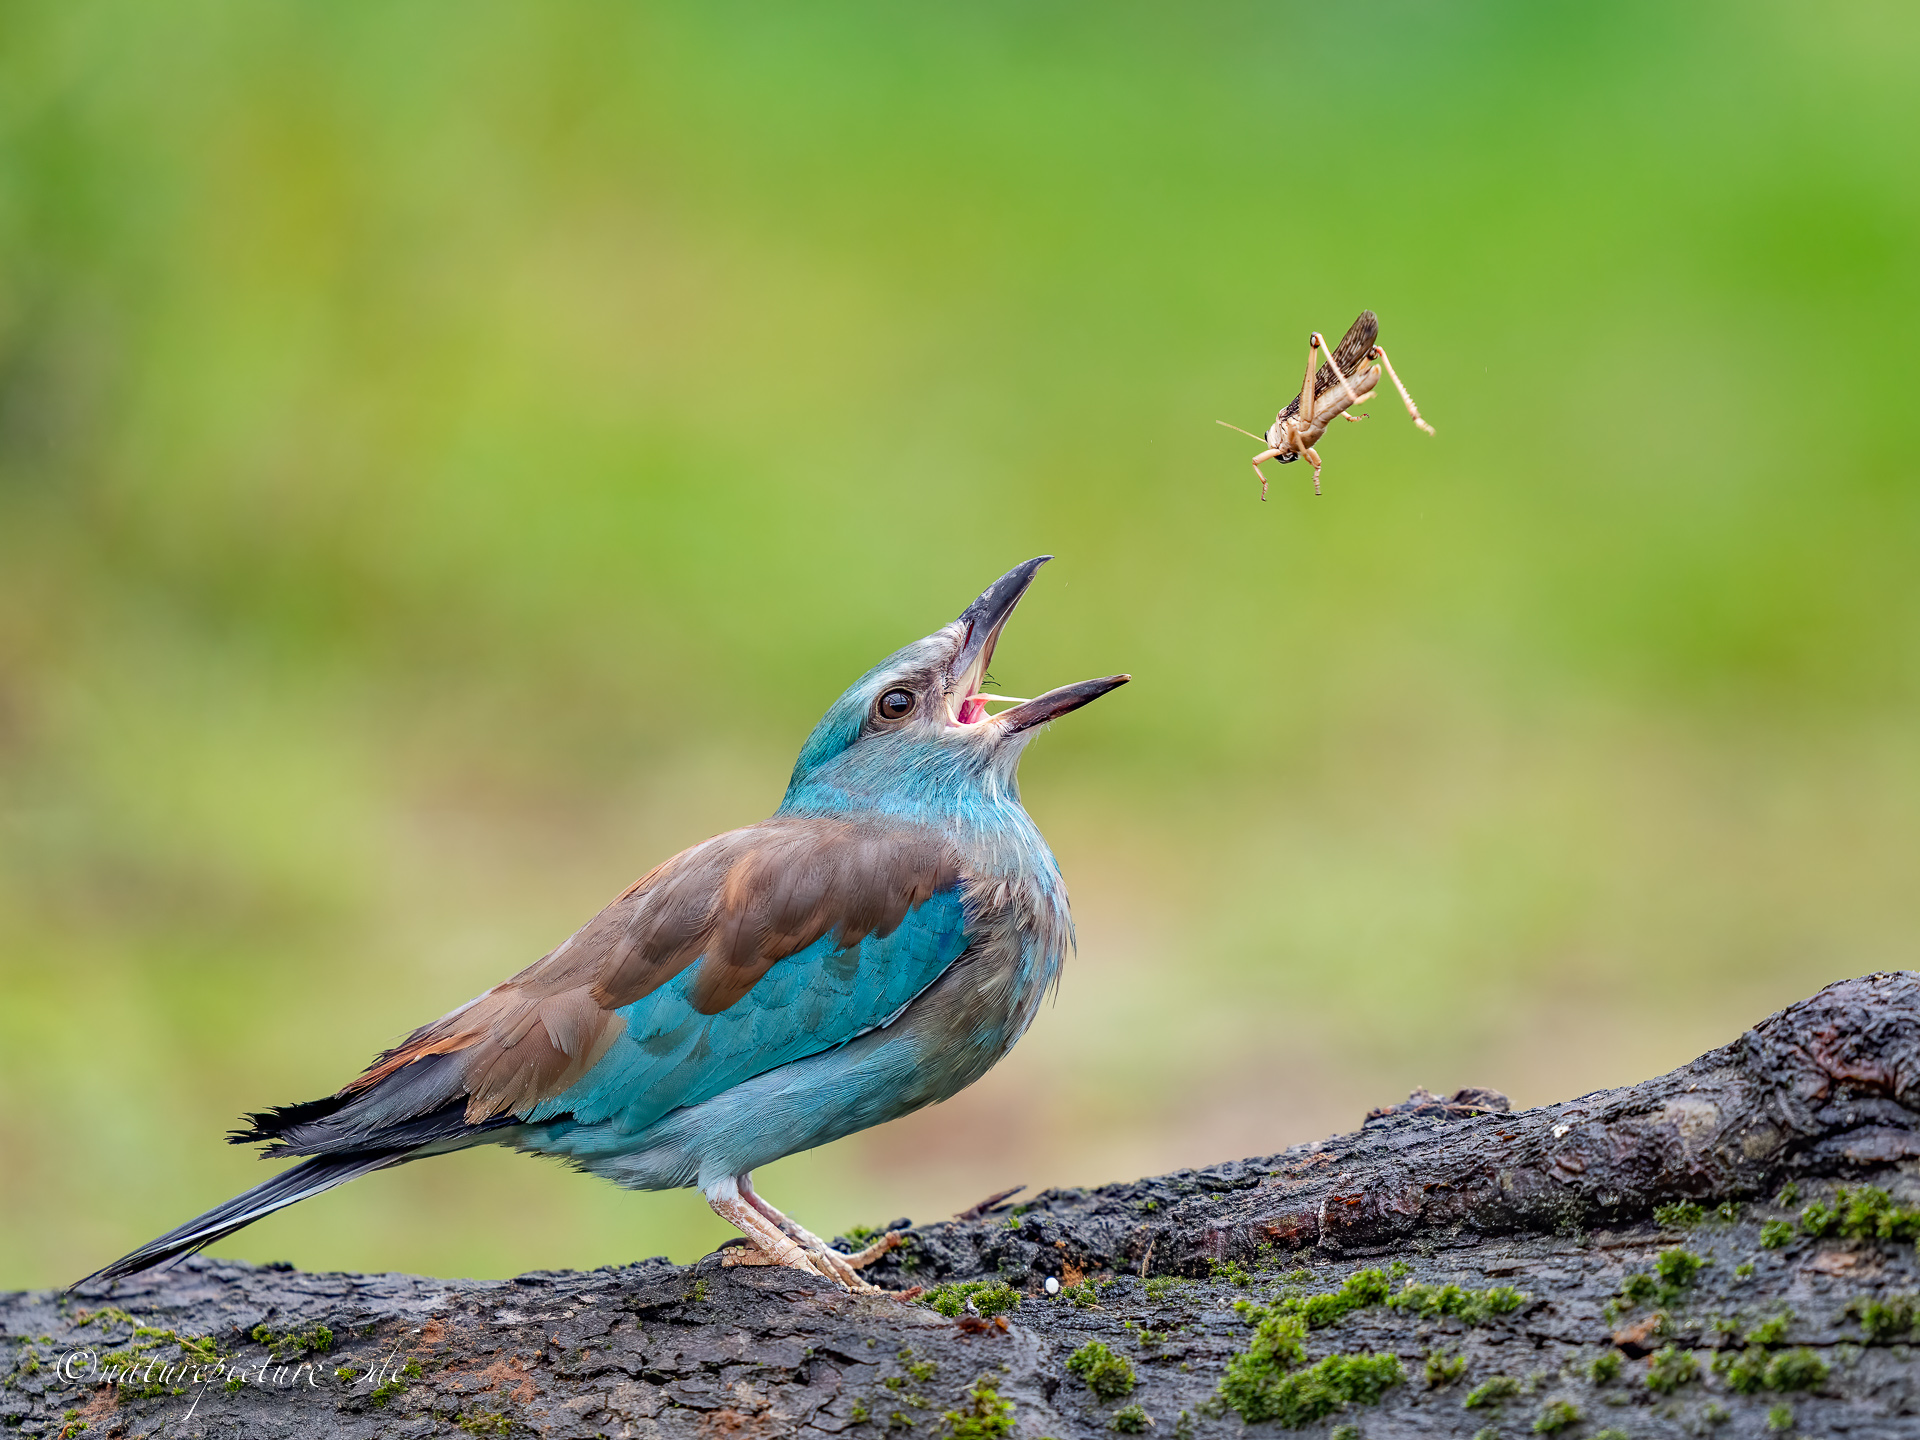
[1849,1293,1919,1341]
[850,1399,871,1423]
[1645,1346,1699,1393]
[335,1366,360,1382]
[1714,1347,1764,1394]
[942,1376,1015,1440]
[1122,1319,1180,1352]
[370,1378,408,1407]
[1614,1248,1707,1312]
[250,1321,334,1357]
[1216,1308,1308,1397]
[72,1307,140,1331]
[1059,1281,1103,1310]
[1767,1403,1793,1431]
[1586,1350,1621,1384]
[456,1413,514,1436]
[1142,1277,1190,1304]
[1209,1259,1254,1287]
[1745,1314,1792,1346]
[1776,1183,1800,1207]
[1463,1374,1522,1409]
[922,1281,1021,1318]
[843,1223,881,1245]
[1218,1349,1402,1427]
[1649,1196,1726,1227]
[1594,1429,1630,1440]
[1798,1186,1920,1242]
[1532,1399,1581,1433]
[1108,1405,1150,1433]
[1735,1261,1756,1277]
[1237,1268,1391,1331]
[1713,1345,1828,1394]
[1700,1400,1731,1426]
[689,1279,710,1302]
[1761,1348,1828,1392]
[1068,1343,1135,1400]
[1656,1248,1706,1287]
[1329,1426,1358,1440]
[1653,1201,1706,1228]
[1387,1280,1528,1324]
[85,1322,228,1400]
[1759,1220,1796,1249]
[897,1349,938,1383]
[1425,1351,1467,1388]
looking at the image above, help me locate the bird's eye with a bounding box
[876,688,916,721]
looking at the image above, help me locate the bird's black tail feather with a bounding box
[73,1151,411,1289]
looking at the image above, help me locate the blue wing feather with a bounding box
[527,886,969,1137]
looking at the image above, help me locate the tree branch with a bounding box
[8,973,1920,1438]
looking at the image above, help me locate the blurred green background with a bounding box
[4,1,1917,1291]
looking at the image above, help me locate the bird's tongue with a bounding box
[957,693,989,725]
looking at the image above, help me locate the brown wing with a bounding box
[1272,310,1380,424]
[316,817,961,1128]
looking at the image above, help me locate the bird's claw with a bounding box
[719,1229,902,1294]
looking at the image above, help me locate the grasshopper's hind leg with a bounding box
[1370,346,1435,435]
[1310,331,1368,415]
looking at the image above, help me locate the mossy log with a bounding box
[9,972,1920,1438]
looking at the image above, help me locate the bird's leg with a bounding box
[737,1172,900,1292]
[705,1175,832,1284]
[1369,346,1436,435]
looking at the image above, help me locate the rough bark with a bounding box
[9,971,1920,1439]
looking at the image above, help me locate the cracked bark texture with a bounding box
[9,971,1920,1439]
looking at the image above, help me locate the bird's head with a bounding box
[780,556,1128,816]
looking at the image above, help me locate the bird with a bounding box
[81,556,1127,1293]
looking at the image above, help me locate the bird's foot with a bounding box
[708,1177,902,1294]
[794,1230,903,1290]
[720,1229,901,1292]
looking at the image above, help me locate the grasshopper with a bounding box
[1220,309,1434,498]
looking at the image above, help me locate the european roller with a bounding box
[84,557,1126,1292]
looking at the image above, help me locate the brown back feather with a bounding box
[340,817,961,1124]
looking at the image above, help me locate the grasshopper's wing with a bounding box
[1271,310,1381,426]
[1320,310,1378,398]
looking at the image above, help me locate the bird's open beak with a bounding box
[948,557,1130,735]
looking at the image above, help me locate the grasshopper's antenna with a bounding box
[1370,345,1435,435]
[1216,419,1268,443]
